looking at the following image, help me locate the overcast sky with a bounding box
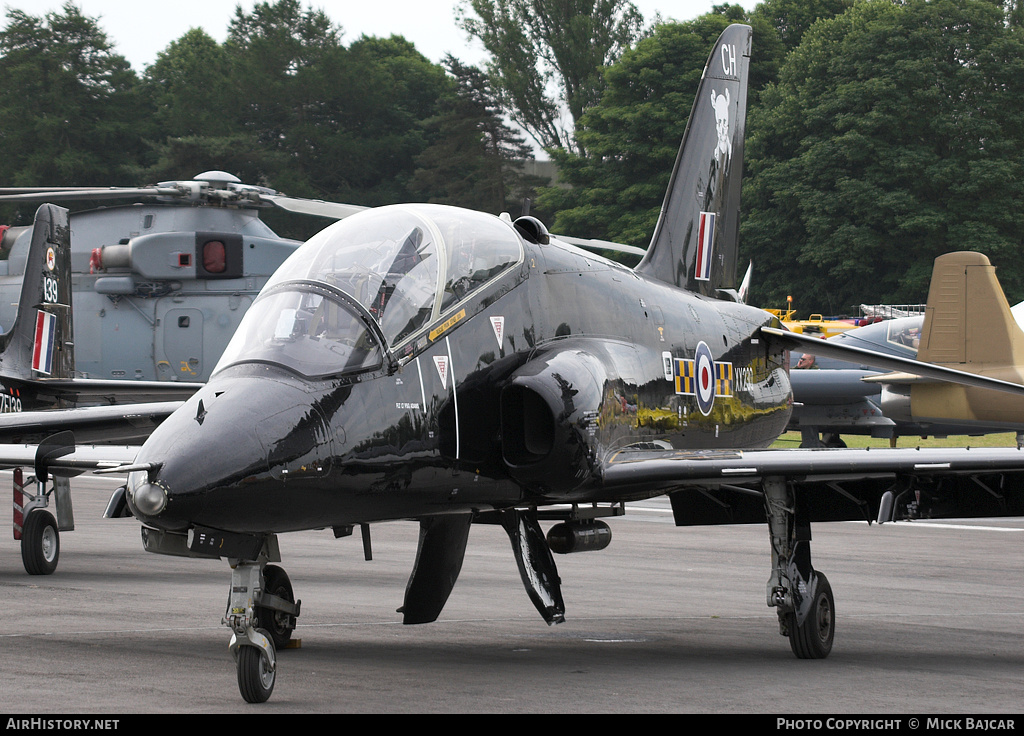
[2,0,759,71]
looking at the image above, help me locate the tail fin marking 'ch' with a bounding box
[0,204,75,381]
[634,23,752,298]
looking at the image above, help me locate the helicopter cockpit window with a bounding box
[267,204,523,349]
[213,287,382,378]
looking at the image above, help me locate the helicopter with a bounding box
[0,171,365,383]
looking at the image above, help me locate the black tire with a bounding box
[787,572,835,659]
[256,564,296,650]
[822,434,847,448]
[21,510,59,576]
[237,630,276,704]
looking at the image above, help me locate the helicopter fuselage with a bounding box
[0,203,300,383]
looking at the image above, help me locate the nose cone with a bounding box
[127,372,333,533]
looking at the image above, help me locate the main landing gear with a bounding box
[763,477,835,659]
[13,469,73,576]
[223,551,300,703]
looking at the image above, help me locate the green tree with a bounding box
[319,35,450,206]
[410,56,542,213]
[138,27,270,185]
[458,0,644,154]
[224,0,341,155]
[0,2,145,190]
[538,9,777,246]
[169,2,450,213]
[750,0,854,52]
[742,0,1024,311]
[142,28,233,139]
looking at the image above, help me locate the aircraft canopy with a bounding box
[214,204,523,378]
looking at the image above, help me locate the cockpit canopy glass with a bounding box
[883,316,924,354]
[214,204,524,378]
[266,204,523,346]
[214,286,383,378]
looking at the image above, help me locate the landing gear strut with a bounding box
[763,476,835,659]
[14,469,73,576]
[224,551,300,703]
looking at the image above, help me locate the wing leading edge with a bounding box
[603,444,1024,487]
[601,444,1024,528]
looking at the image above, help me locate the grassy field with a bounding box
[771,431,1020,449]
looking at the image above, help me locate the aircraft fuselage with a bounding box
[129,234,791,535]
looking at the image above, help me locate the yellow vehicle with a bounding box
[765,297,862,339]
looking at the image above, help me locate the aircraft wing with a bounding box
[602,445,1024,486]
[33,379,202,404]
[0,401,184,444]
[601,444,1024,524]
[0,442,139,473]
[762,326,1024,396]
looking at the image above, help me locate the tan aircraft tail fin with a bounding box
[917,251,1024,370]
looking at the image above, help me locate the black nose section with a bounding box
[127,375,334,532]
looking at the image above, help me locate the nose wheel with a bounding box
[235,628,276,703]
[224,556,300,703]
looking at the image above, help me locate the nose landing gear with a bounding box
[231,625,276,704]
[224,551,300,703]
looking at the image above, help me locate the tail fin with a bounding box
[0,204,75,380]
[917,251,1024,370]
[634,23,751,297]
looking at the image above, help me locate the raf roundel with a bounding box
[694,340,716,416]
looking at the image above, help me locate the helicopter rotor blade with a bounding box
[0,187,103,193]
[261,194,367,220]
[0,187,178,204]
[0,176,368,221]
[553,233,648,258]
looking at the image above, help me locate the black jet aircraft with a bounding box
[5,25,1024,703]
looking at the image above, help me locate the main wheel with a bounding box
[21,510,59,575]
[256,564,296,649]
[822,434,847,448]
[787,572,835,659]
[237,630,276,704]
